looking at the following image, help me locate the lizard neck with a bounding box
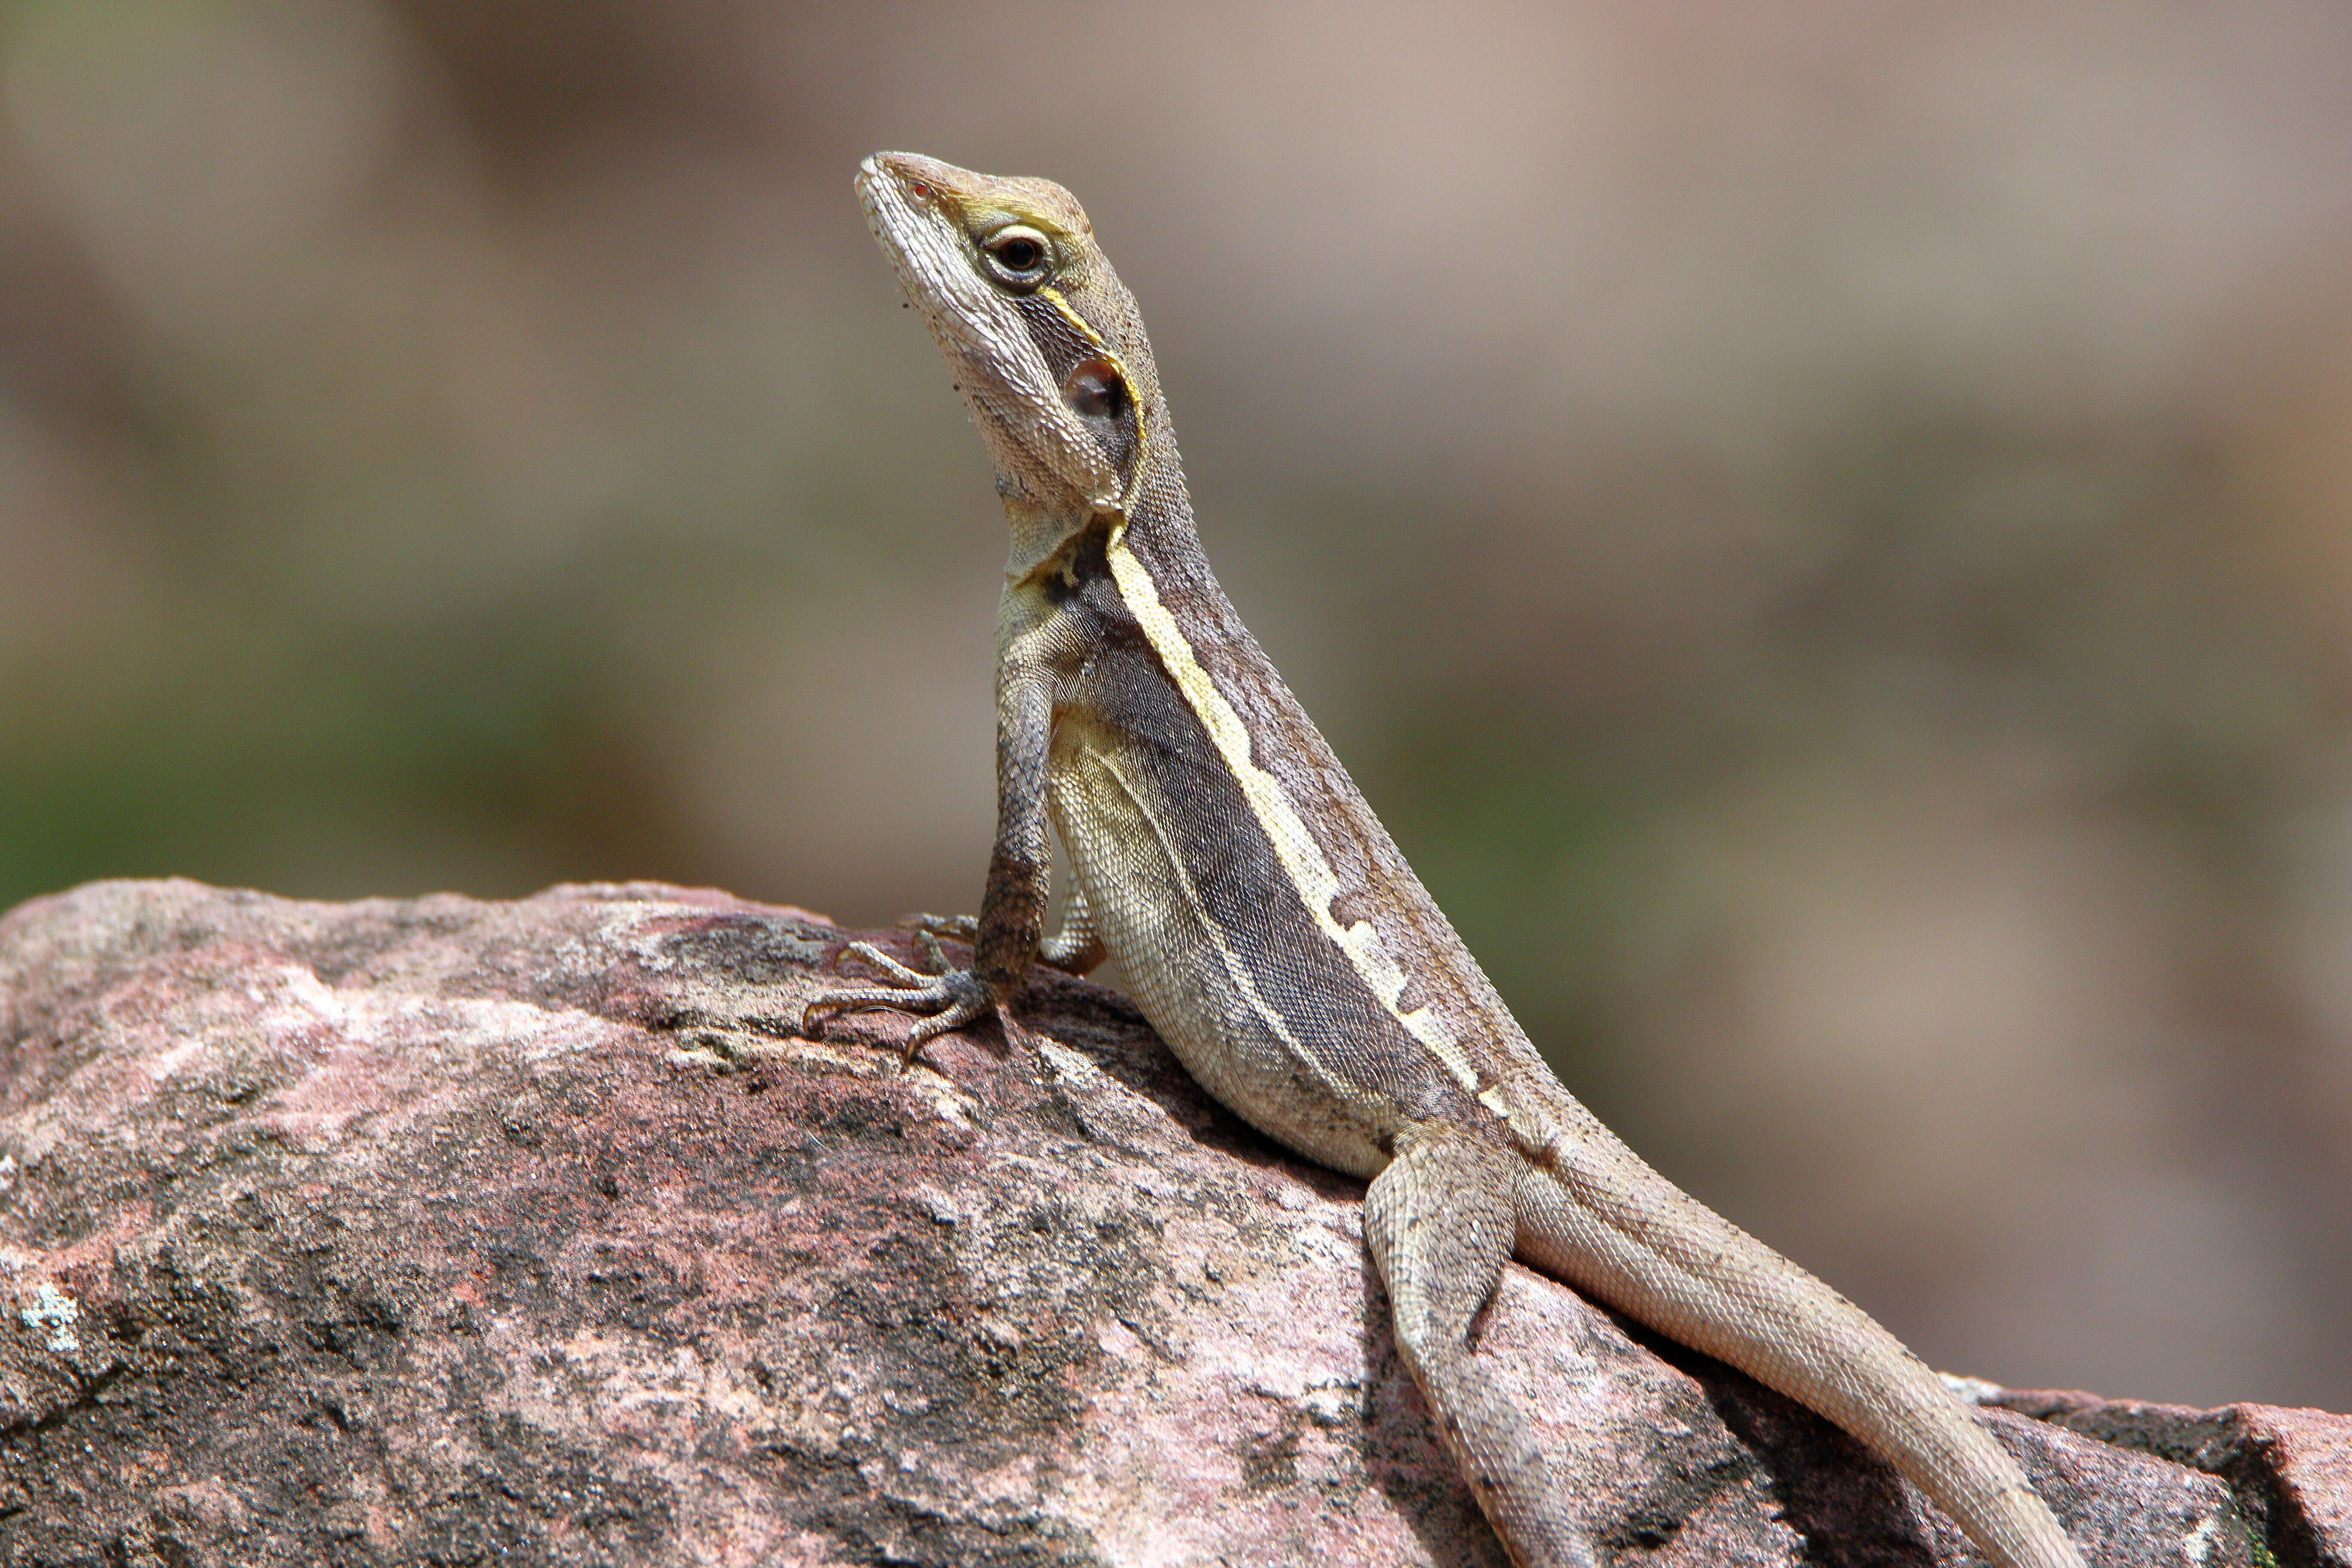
[999,491,1089,584]
[999,414,1200,583]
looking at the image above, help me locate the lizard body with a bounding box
[812,151,2087,1568]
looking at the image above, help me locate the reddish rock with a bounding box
[0,879,2343,1566]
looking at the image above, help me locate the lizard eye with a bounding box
[980,225,1054,291]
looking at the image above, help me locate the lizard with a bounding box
[806,150,2089,1568]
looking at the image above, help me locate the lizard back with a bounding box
[1035,465,1545,1176]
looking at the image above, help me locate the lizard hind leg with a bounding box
[1365,1131,1600,1568]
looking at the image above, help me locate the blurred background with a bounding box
[3,0,2349,1409]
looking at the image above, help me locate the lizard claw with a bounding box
[802,937,996,1066]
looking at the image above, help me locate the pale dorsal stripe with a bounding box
[1103,524,1481,1093]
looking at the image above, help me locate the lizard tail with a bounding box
[1513,1134,2086,1568]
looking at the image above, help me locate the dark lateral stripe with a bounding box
[1096,521,1482,1093]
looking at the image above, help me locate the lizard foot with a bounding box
[802,927,993,1066]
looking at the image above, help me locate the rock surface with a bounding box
[0,879,2342,1567]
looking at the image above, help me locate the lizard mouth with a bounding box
[853,153,967,299]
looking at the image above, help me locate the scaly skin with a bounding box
[808,151,2087,1568]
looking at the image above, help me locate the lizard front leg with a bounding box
[890,878,1104,977]
[1366,1129,1600,1568]
[802,639,1060,1057]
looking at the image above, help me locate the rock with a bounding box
[0,878,2342,1567]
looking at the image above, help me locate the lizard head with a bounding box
[857,152,1161,525]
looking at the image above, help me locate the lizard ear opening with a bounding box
[1063,358,1128,420]
[1062,355,1138,474]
